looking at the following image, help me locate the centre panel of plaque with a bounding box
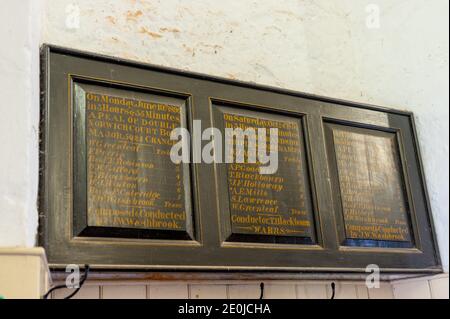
[73,81,195,240]
[325,123,414,248]
[213,102,317,245]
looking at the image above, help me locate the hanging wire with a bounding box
[43,265,90,299]
[330,282,336,299]
[259,282,265,299]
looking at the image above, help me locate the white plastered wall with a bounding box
[0,0,42,247]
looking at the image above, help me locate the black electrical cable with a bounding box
[43,265,90,299]
[259,282,265,299]
[330,282,336,299]
[63,265,90,299]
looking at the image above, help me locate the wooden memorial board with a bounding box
[40,45,441,274]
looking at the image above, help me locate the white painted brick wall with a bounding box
[50,275,449,299]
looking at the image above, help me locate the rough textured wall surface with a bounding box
[42,0,449,270]
[0,0,41,246]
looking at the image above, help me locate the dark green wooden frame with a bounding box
[40,45,442,274]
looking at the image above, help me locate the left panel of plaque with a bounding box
[72,81,195,241]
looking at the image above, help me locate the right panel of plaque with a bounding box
[213,103,317,245]
[324,123,415,248]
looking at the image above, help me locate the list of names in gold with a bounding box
[223,112,314,239]
[85,91,187,231]
[333,128,411,242]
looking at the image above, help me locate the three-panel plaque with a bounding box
[40,46,441,274]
